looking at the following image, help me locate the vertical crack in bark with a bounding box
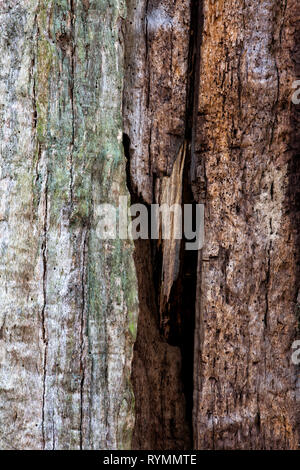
[41,170,49,450]
[79,229,88,450]
[123,0,203,450]
[145,0,151,109]
[189,0,204,187]
[184,0,204,446]
[33,7,49,448]
[69,0,76,206]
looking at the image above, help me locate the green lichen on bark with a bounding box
[0,0,138,450]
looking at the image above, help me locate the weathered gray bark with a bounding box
[0,0,137,450]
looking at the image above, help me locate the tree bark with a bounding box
[124,0,300,450]
[0,0,299,451]
[0,0,137,450]
[192,0,300,450]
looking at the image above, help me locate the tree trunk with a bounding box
[0,0,299,451]
[0,0,138,450]
[192,0,300,450]
[124,0,300,450]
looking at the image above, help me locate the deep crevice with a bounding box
[160,176,198,441]
[123,0,203,450]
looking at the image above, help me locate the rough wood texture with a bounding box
[192,0,300,449]
[0,0,138,450]
[123,0,191,204]
[124,0,194,450]
[124,0,299,450]
[0,0,299,451]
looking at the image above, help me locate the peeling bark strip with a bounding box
[0,0,138,450]
[124,0,299,450]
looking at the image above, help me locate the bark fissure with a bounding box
[69,0,75,206]
[124,0,299,450]
[41,170,49,450]
[79,228,88,450]
[124,0,203,450]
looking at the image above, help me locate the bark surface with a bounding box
[124,0,197,450]
[192,0,300,450]
[124,0,300,450]
[0,0,299,451]
[0,0,138,450]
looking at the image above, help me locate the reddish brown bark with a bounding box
[124,0,300,450]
